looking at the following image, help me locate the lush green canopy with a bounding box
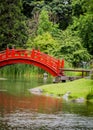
[0,0,28,50]
[0,0,93,67]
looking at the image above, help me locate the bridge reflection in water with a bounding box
[0,92,62,114]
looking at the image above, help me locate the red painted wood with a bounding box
[0,48,64,76]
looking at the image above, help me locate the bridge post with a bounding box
[59,59,64,76]
[37,49,41,60]
[12,48,15,57]
[57,59,61,75]
[6,48,9,58]
[61,59,64,68]
[31,49,35,58]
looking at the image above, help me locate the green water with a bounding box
[0,76,93,130]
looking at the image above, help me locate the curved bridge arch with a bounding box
[0,49,64,76]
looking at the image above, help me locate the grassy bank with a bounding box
[40,78,93,101]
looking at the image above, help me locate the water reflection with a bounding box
[0,77,93,129]
[62,101,93,116]
[0,92,62,114]
[0,91,63,130]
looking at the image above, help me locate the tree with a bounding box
[71,0,93,55]
[22,0,72,30]
[37,8,60,37]
[72,0,93,17]
[37,8,53,35]
[49,0,72,30]
[22,0,44,17]
[58,29,91,66]
[72,0,86,17]
[37,8,58,35]
[0,0,28,50]
[32,32,58,55]
[78,14,93,55]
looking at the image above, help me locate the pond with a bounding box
[0,76,93,130]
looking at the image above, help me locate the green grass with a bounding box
[40,78,93,100]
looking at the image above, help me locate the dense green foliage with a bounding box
[24,0,93,67]
[23,0,72,30]
[0,0,93,76]
[0,0,28,50]
[71,0,93,55]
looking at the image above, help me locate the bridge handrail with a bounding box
[0,48,65,76]
[0,48,62,71]
[31,49,61,71]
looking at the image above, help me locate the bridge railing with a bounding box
[30,49,61,73]
[0,48,64,75]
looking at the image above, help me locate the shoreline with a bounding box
[29,78,93,102]
[29,87,86,103]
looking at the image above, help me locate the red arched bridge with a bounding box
[0,48,64,76]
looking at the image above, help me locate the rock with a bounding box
[29,88,43,95]
[62,91,71,101]
[71,97,85,103]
